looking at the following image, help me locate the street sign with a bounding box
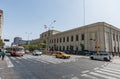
[4,39,9,42]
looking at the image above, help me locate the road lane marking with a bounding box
[95,70,120,78]
[15,61,20,63]
[10,57,16,60]
[81,70,90,74]
[6,56,14,68]
[103,67,120,72]
[38,60,49,64]
[17,57,22,59]
[81,74,98,79]
[62,74,74,78]
[94,67,99,70]
[90,72,117,79]
[71,76,79,79]
[99,68,120,74]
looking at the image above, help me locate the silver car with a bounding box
[90,53,112,61]
[32,50,42,56]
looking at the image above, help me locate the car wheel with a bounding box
[104,58,108,61]
[62,56,65,59]
[68,56,70,59]
[56,56,58,58]
[90,57,94,60]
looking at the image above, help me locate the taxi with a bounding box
[56,52,70,59]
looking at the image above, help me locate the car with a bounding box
[56,52,70,59]
[32,50,42,56]
[90,52,112,61]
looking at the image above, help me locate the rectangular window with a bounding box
[52,40,53,43]
[81,34,84,40]
[60,38,62,43]
[76,35,79,41]
[116,35,118,41]
[54,39,56,43]
[71,36,73,41]
[45,34,46,37]
[63,37,65,42]
[57,38,58,43]
[67,36,69,42]
[113,33,115,41]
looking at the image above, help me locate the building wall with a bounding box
[48,22,105,52]
[30,22,120,53]
[0,9,3,39]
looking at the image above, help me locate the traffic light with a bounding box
[4,39,9,42]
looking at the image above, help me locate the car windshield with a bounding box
[16,48,24,51]
[60,52,66,54]
[34,50,39,52]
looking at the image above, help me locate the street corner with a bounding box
[0,57,8,69]
[0,56,14,70]
[5,56,14,68]
[110,56,120,64]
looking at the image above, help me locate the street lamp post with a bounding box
[90,38,99,53]
[44,20,56,51]
[26,32,32,45]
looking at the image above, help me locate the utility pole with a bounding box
[83,0,86,25]
[26,32,32,45]
[45,20,56,51]
[26,32,32,51]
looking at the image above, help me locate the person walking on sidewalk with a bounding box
[1,49,6,60]
[0,49,1,58]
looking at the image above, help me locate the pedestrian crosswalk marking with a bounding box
[6,56,14,68]
[39,60,49,64]
[99,68,120,75]
[95,70,120,78]
[71,76,79,79]
[81,64,120,79]
[10,54,79,65]
[103,67,120,72]
[90,72,117,79]
[94,67,99,70]
[81,70,90,74]
[81,74,98,79]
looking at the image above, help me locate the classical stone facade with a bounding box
[0,9,3,39]
[30,22,120,53]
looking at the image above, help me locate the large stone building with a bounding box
[0,9,3,39]
[30,22,120,53]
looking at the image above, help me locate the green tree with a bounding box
[29,44,38,51]
[22,45,29,49]
[0,39,5,46]
[38,43,47,49]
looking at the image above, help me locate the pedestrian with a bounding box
[1,49,6,60]
[112,52,114,57]
[0,49,1,58]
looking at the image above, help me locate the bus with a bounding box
[10,46,25,56]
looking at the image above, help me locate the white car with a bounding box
[32,50,42,56]
[90,53,112,61]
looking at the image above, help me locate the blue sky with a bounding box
[0,0,120,45]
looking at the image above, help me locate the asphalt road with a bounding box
[0,54,115,79]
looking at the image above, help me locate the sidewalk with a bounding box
[0,57,8,69]
[111,56,120,64]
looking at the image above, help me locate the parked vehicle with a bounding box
[32,50,42,56]
[56,52,70,59]
[90,53,112,61]
[10,46,25,56]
